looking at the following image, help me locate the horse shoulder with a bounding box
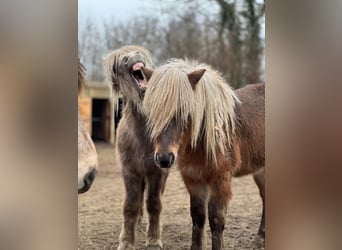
[231,84,265,176]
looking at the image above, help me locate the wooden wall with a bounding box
[78,96,92,134]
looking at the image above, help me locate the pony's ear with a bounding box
[142,67,153,81]
[188,69,206,89]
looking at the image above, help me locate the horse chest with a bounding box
[178,158,208,182]
[117,117,153,159]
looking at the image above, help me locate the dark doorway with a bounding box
[92,99,111,141]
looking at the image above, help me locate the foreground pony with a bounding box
[142,59,265,249]
[78,59,98,194]
[104,46,169,250]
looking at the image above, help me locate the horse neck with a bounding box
[123,98,144,116]
[123,99,148,127]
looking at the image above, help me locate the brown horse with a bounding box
[142,59,265,249]
[78,59,98,194]
[104,46,169,250]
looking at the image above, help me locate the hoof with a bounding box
[258,228,265,239]
[117,242,134,250]
[253,233,265,248]
[146,245,162,250]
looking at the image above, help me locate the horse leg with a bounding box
[137,178,145,225]
[145,170,168,250]
[184,182,208,250]
[253,168,265,238]
[208,173,232,250]
[118,173,144,250]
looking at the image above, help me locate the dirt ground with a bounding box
[78,142,265,250]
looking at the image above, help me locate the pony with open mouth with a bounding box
[104,46,169,250]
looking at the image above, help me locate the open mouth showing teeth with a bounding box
[131,62,147,90]
[133,70,144,81]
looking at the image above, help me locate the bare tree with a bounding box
[215,0,265,87]
[241,0,265,84]
[214,0,243,87]
[79,17,105,81]
[103,16,164,65]
[79,0,265,86]
[162,10,204,61]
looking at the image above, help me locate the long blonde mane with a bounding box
[143,59,239,163]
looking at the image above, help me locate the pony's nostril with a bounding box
[84,168,96,186]
[155,153,174,168]
[169,153,175,165]
[155,153,161,165]
[78,168,97,194]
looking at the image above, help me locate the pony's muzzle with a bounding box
[155,152,175,168]
[78,168,97,194]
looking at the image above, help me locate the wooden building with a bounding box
[79,81,121,144]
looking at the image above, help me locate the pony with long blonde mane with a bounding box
[143,59,239,165]
[142,59,265,249]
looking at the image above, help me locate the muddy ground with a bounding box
[78,142,264,250]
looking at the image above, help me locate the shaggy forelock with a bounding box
[78,58,86,93]
[143,59,239,164]
[103,45,153,94]
[143,63,196,138]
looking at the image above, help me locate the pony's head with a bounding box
[78,59,98,194]
[142,59,238,168]
[78,109,98,193]
[103,45,153,107]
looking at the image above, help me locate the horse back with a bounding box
[232,83,265,177]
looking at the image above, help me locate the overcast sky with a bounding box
[79,0,264,79]
[78,0,264,36]
[78,0,157,25]
[78,0,205,27]
[78,0,224,28]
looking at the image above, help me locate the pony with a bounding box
[104,46,169,250]
[78,59,98,194]
[142,59,265,249]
